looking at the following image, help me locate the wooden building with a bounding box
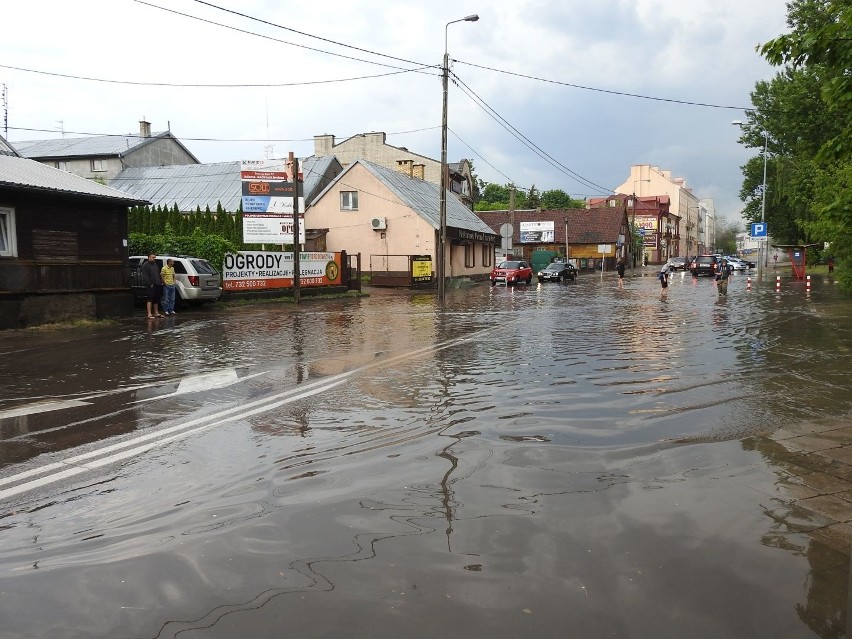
[0,153,147,329]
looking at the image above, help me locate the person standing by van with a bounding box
[160,258,177,316]
[141,253,164,319]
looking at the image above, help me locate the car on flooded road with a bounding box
[491,260,533,286]
[689,255,719,277]
[537,261,576,283]
[668,256,689,271]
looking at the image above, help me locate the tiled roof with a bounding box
[12,131,199,161]
[0,155,146,203]
[476,208,625,244]
[108,156,341,212]
[337,160,495,236]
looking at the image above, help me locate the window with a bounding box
[54,161,69,171]
[340,191,358,210]
[482,245,492,267]
[91,159,106,172]
[0,207,17,257]
[465,243,475,268]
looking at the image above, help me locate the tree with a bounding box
[756,0,852,288]
[541,189,585,209]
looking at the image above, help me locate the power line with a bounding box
[188,0,431,68]
[130,0,435,73]
[446,127,525,190]
[451,72,613,194]
[8,124,441,144]
[0,63,436,88]
[454,59,757,111]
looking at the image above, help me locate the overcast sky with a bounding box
[1,0,789,223]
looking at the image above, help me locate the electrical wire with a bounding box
[451,71,613,193]
[8,124,441,144]
[0,63,436,88]
[188,0,432,68]
[130,0,435,73]
[454,59,757,112]
[446,127,524,190]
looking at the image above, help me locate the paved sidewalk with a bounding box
[750,417,852,553]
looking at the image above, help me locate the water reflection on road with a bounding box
[0,271,849,638]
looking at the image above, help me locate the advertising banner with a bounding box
[222,251,342,291]
[519,220,555,243]
[411,255,433,283]
[240,160,306,243]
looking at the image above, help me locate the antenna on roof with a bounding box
[57,120,64,138]
[1,84,7,138]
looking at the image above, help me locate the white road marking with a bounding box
[0,399,90,420]
[0,332,483,502]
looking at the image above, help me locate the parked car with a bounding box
[129,255,222,305]
[491,260,533,286]
[724,257,749,271]
[537,261,576,283]
[689,255,719,277]
[668,256,688,271]
[733,256,756,268]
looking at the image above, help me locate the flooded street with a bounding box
[1,270,850,638]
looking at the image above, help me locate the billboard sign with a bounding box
[519,220,555,243]
[222,251,342,291]
[241,160,306,243]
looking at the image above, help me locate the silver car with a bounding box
[129,255,222,304]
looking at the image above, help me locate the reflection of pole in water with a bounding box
[437,438,460,552]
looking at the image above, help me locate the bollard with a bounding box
[806,275,811,292]
[776,275,781,292]
[747,276,751,291]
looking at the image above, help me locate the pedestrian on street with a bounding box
[160,258,177,316]
[141,253,164,319]
[715,258,731,296]
[616,258,625,288]
[828,256,835,273]
[658,263,670,295]
[773,253,778,268]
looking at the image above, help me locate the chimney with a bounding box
[139,120,151,138]
[412,164,425,180]
[314,134,334,155]
[396,159,414,176]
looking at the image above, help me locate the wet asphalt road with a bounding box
[0,269,850,638]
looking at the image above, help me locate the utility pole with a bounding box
[509,186,516,259]
[289,151,301,305]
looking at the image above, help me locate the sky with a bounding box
[0,0,790,223]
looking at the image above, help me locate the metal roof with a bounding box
[327,159,495,235]
[108,156,341,212]
[0,155,147,203]
[0,134,18,157]
[12,131,197,160]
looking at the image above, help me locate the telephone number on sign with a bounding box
[227,280,268,289]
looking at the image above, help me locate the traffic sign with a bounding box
[751,222,767,238]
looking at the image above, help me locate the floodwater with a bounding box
[0,269,850,638]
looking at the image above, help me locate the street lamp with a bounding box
[630,179,650,273]
[732,120,769,275]
[438,13,479,305]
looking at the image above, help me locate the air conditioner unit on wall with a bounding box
[371,217,387,230]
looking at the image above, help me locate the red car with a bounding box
[490,260,533,286]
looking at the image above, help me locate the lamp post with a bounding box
[630,179,650,273]
[732,120,769,276]
[438,13,479,305]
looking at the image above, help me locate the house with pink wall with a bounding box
[306,160,496,285]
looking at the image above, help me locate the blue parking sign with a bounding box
[751,222,767,238]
